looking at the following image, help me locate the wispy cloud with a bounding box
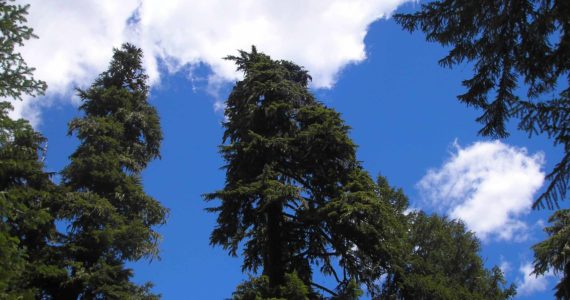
[12,0,411,124]
[417,140,545,242]
[517,262,554,296]
[499,256,512,276]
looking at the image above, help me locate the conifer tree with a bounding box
[0,101,65,298]
[381,212,516,300]
[0,1,62,297]
[232,272,311,300]
[532,209,570,299]
[206,47,406,299]
[59,43,167,299]
[0,0,46,99]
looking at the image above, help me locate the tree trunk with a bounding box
[264,200,285,288]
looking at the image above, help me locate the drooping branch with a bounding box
[310,282,338,297]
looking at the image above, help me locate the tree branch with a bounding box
[310,282,337,297]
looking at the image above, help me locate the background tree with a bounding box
[232,272,311,300]
[394,0,568,210]
[381,211,516,300]
[0,101,65,298]
[0,1,63,298]
[532,209,570,299]
[395,3,568,296]
[0,0,46,99]
[205,47,406,299]
[58,43,167,299]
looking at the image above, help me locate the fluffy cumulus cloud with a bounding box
[11,0,411,124]
[417,140,545,242]
[11,0,141,124]
[517,262,554,296]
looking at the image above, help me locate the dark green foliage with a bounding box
[58,43,166,299]
[381,212,516,300]
[206,47,405,298]
[0,2,63,297]
[207,47,512,299]
[332,280,363,300]
[232,272,310,300]
[532,209,570,299]
[0,0,46,99]
[395,0,569,209]
[0,102,64,298]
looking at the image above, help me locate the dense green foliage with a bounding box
[395,0,569,210]
[205,47,406,298]
[0,2,62,297]
[207,47,515,299]
[232,272,311,300]
[533,209,570,299]
[382,212,516,300]
[0,101,65,299]
[0,35,167,297]
[57,43,167,299]
[0,0,46,99]
[0,1,536,297]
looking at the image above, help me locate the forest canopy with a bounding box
[0,0,566,299]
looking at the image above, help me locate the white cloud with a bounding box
[403,206,419,216]
[10,0,411,125]
[137,0,408,88]
[417,140,545,242]
[499,256,511,276]
[517,262,554,296]
[11,0,140,124]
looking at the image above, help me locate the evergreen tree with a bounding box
[0,0,46,99]
[59,43,167,299]
[532,209,570,299]
[0,1,62,297]
[381,212,516,300]
[232,272,311,300]
[0,101,64,298]
[394,0,569,210]
[206,47,406,299]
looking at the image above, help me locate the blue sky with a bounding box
[12,0,567,298]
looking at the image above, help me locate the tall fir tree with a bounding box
[59,43,167,299]
[206,47,407,299]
